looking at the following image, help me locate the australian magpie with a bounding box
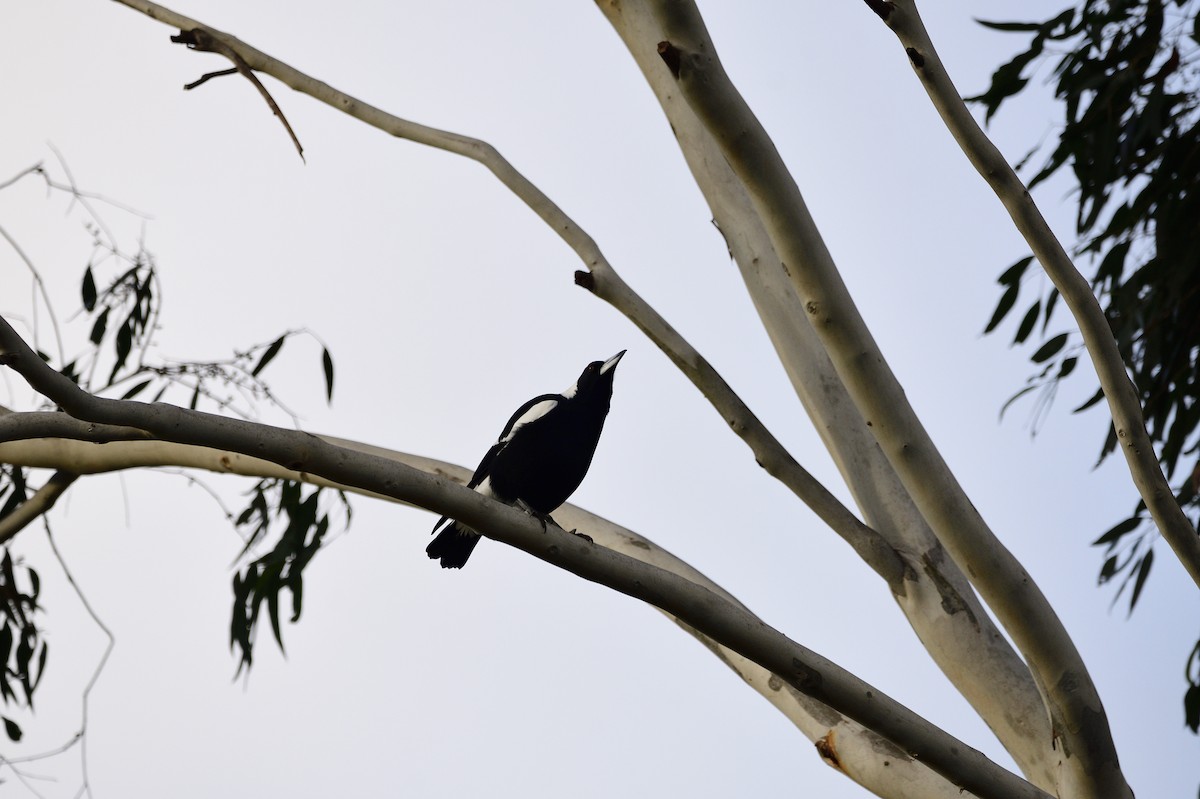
[427,350,626,569]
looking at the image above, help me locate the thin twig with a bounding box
[45,518,114,799]
[0,224,66,367]
[171,29,304,161]
[0,163,46,192]
[184,66,238,90]
[46,145,153,221]
[0,754,48,798]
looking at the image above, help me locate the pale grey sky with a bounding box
[1,1,1195,797]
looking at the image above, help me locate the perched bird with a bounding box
[427,350,626,569]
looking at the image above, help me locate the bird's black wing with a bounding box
[469,392,561,487]
[430,392,561,534]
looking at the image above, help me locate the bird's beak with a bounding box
[600,350,626,374]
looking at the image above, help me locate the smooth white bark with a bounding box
[643,1,1129,795]
[596,1,1055,788]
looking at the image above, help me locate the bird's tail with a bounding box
[427,518,481,569]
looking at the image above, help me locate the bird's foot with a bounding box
[571,530,594,544]
[515,499,553,532]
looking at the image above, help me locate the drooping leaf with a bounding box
[975,19,1045,32]
[1073,387,1105,413]
[267,588,284,652]
[81,266,97,312]
[1041,287,1060,332]
[120,379,152,401]
[32,640,47,692]
[2,716,21,742]
[1095,239,1132,283]
[321,347,334,403]
[252,336,285,378]
[1128,548,1154,611]
[1000,384,1039,420]
[1031,333,1069,363]
[89,308,109,345]
[109,320,134,384]
[290,574,304,623]
[1092,516,1141,549]
[1185,683,1200,733]
[0,624,12,674]
[986,283,1021,333]
[998,255,1035,285]
[1014,300,1041,344]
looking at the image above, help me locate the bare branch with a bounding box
[46,144,153,222]
[0,163,45,192]
[183,66,238,90]
[0,314,1049,799]
[864,0,1200,595]
[644,1,1130,795]
[170,28,304,161]
[45,518,114,799]
[0,222,66,366]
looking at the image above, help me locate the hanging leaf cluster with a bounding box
[229,479,351,675]
[975,0,1200,580]
[0,547,49,743]
[972,0,1200,743]
[0,158,344,747]
[65,248,335,414]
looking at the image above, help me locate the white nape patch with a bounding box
[501,399,558,442]
[561,381,579,399]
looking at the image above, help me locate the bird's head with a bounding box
[566,350,625,401]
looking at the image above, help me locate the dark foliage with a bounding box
[229,479,350,675]
[972,0,1200,736]
[0,545,48,742]
[0,161,342,742]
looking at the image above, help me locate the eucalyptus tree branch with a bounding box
[860,0,1200,594]
[596,2,1054,787]
[106,0,903,587]
[644,2,1129,796]
[0,314,1049,799]
[0,423,978,797]
[0,470,77,546]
